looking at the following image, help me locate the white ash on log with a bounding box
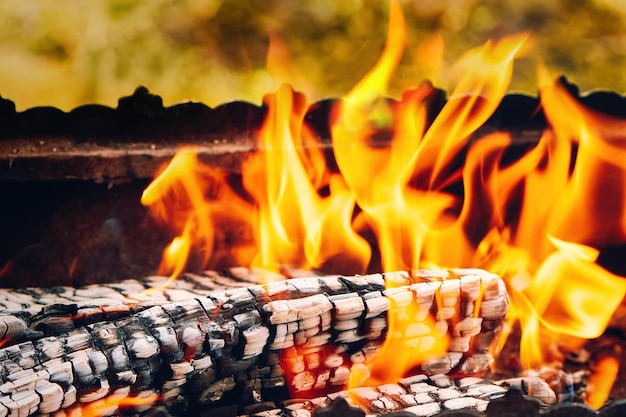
[0,268,510,416]
[230,374,555,417]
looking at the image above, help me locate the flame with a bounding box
[363,291,450,387]
[332,11,527,272]
[504,70,626,369]
[141,148,256,280]
[77,393,159,417]
[141,0,626,402]
[511,237,626,369]
[241,83,370,277]
[587,354,620,409]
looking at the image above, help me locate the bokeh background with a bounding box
[1,0,625,111]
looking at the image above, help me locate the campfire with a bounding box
[1,1,626,416]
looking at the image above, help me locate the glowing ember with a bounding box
[142,0,626,402]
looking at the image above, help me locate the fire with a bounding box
[357,287,450,387]
[75,392,159,417]
[241,83,370,275]
[516,237,626,367]
[587,354,620,409]
[142,0,626,406]
[141,148,256,280]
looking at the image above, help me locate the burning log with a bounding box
[0,268,513,416]
[238,375,556,417]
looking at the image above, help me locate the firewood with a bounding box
[0,268,510,416]
[238,375,554,417]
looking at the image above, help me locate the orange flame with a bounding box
[141,0,626,401]
[505,69,626,369]
[360,290,450,387]
[241,84,370,277]
[78,393,159,417]
[141,148,256,280]
[587,354,620,409]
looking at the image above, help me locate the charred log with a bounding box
[0,268,519,416]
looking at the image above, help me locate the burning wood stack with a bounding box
[0,268,558,416]
[3,2,626,416]
[0,58,625,417]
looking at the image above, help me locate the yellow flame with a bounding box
[140,0,626,396]
[497,70,626,369]
[242,83,370,278]
[365,294,450,386]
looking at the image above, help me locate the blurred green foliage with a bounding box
[0,0,625,110]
